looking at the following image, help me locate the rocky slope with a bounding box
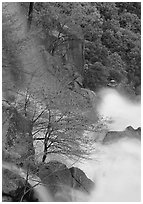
[2,161,95,202]
[2,124,141,201]
[2,99,140,202]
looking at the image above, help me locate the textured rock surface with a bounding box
[38,161,73,196]
[69,167,95,193]
[2,104,35,164]
[38,160,95,199]
[2,168,37,202]
[2,159,95,202]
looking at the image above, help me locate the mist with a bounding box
[33,87,141,202]
[74,88,141,202]
[3,87,141,202]
[88,138,141,201]
[97,88,141,131]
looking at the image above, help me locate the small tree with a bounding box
[12,85,97,163]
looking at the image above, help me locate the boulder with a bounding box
[2,160,95,202]
[69,167,95,193]
[38,161,95,200]
[2,168,38,202]
[38,161,73,196]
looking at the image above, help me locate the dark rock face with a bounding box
[38,161,73,196]
[69,167,95,193]
[38,161,95,200]
[103,126,141,144]
[2,168,38,202]
[2,160,95,202]
[2,104,35,163]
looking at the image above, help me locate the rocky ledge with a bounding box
[103,126,141,144]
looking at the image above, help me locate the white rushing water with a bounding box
[32,87,141,202]
[33,88,141,202]
[97,88,141,131]
[89,139,141,201]
[74,88,141,202]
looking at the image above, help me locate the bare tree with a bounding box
[2,2,103,165]
[12,86,96,163]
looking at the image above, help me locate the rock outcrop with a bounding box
[69,167,95,193]
[2,168,38,202]
[2,160,95,202]
[38,161,95,201]
[103,126,141,144]
[2,103,35,164]
[38,161,73,197]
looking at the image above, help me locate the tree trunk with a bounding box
[27,2,34,30]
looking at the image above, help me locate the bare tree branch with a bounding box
[32,108,47,124]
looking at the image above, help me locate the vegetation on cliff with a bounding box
[26,2,141,93]
[2,2,141,202]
